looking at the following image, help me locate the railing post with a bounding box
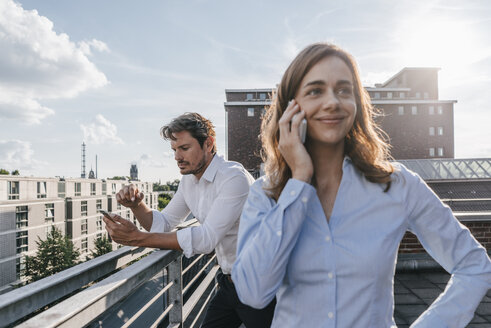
[168,254,183,328]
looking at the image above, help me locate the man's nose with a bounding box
[174,151,183,161]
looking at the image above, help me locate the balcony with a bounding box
[0,220,218,328]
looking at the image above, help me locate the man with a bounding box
[103,112,275,328]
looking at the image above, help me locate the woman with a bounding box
[231,43,491,327]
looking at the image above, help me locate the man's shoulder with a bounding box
[216,157,254,184]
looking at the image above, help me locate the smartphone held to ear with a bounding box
[293,113,307,143]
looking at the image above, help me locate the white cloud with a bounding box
[0,139,45,170]
[78,39,110,56]
[138,153,172,168]
[80,114,124,145]
[0,0,108,124]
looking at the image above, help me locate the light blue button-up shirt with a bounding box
[232,158,491,327]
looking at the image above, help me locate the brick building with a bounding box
[224,67,456,176]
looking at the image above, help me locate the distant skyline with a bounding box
[1,0,490,182]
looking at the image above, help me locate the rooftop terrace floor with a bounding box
[394,270,491,327]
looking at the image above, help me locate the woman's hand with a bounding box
[278,99,313,183]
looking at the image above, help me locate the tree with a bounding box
[11,169,20,175]
[0,168,9,175]
[90,234,113,258]
[167,179,180,191]
[158,193,173,210]
[110,176,128,180]
[24,226,80,282]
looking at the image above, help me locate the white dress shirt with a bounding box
[151,154,254,274]
[233,157,491,327]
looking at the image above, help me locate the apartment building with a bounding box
[224,67,457,175]
[0,176,159,290]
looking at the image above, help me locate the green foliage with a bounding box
[0,168,9,175]
[153,179,180,192]
[158,193,173,210]
[90,234,113,258]
[24,226,80,282]
[11,170,20,175]
[110,176,128,180]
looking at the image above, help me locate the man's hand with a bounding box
[103,214,145,246]
[116,184,144,209]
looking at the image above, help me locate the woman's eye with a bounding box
[306,88,322,96]
[337,87,353,96]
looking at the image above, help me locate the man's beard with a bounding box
[180,154,207,175]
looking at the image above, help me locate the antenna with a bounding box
[81,142,86,178]
[96,155,98,179]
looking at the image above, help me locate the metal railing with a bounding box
[0,220,218,328]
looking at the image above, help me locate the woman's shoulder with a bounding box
[389,161,425,190]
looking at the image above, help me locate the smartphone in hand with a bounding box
[99,209,116,223]
[293,113,307,143]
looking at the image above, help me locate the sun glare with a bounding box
[396,17,479,71]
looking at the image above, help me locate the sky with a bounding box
[0,0,490,183]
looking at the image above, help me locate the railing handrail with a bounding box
[0,245,153,326]
[17,249,181,328]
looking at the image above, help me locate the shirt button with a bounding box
[301,197,308,203]
[328,312,334,319]
[290,190,296,196]
[328,272,334,279]
[276,231,282,236]
[325,236,331,242]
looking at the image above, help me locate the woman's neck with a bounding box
[307,141,345,189]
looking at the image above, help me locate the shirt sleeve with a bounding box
[150,186,190,233]
[232,178,317,309]
[176,173,251,258]
[399,167,491,327]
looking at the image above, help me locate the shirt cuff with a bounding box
[150,210,165,233]
[176,228,194,258]
[277,178,314,208]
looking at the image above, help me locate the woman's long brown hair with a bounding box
[261,43,394,200]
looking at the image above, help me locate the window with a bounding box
[102,182,107,195]
[246,93,253,100]
[429,127,435,136]
[373,92,380,99]
[8,181,19,200]
[81,238,88,253]
[16,257,26,280]
[399,92,405,98]
[81,201,87,216]
[58,182,66,198]
[437,106,443,115]
[247,108,254,117]
[45,203,54,222]
[117,202,121,210]
[259,93,266,100]
[423,92,429,99]
[429,106,435,115]
[90,183,96,196]
[126,210,131,219]
[415,92,421,98]
[387,92,392,99]
[411,106,418,115]
[96,216,103,231]
[81,218,88,235]
[398,106,404,115]
[112,183,116,194]
[96,199,102,210]
[16,231,28,253]
[75,183,81,196]
[438,127,443,136]
[438,147,444,157]
[16,206,28,228]
[37,182,47,198]
[429,148,435,157]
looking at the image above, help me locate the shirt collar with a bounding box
[201,154,222,183]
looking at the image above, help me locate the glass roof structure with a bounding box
[396,158,491,181]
